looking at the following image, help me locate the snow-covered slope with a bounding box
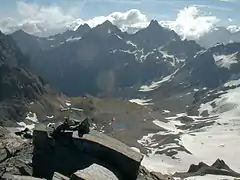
[135,77,240,178]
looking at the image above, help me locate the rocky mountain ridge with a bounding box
[10,20,203,96]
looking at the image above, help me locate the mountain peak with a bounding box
[12,29,37,38]
[91,20,122,36]
[13,29,27,35]
[13,29,27,34]
[76,24,91,33]
[147,20,162,29]
[102,20,113,26]
[98,20,119,31]
[149,20,159,26]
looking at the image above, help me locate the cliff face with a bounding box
[0,31,68,127]
[0,31,47,126]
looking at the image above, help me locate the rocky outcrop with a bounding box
[174,159,240,179]
[0,31,66,126]
[71,164,119,180]
[0,127,33,178]
[32,123,143,180]
[0,31,46,124]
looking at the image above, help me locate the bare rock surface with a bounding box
[71,164,119,180]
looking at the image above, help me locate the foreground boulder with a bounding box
[0,127,33,178]
[32,123,143,180]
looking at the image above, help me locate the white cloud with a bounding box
[75,9,148,33]
[0,2,148,36]
[0,1,76,36]
[0,3,231,39]
[160,6,219,39]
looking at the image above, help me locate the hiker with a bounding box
[50,116,90,137]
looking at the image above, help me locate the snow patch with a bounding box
[181,128,240,173]
[162,110,171,114]
[129,98,153,106]
[198,102,213,115]
[224,79,240,87]
[46,115,54,119]
[114,34,123,39]
[66,36,82,42]
[17,122,35,131]
[25,112,38,123]
[131,147,141,153]
[126,40,137,48]
[139,69,179,92]
[183,175,236,180]
[153,119,183,134]
[213,52,239,69]
[65,102,71,107]
[141,155,176,174]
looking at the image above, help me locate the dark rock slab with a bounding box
[33,125,118,179]
[33,124,143,180]
[72,130,143,180]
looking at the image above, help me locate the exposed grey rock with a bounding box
[70,164,119,180]
[0,148,8,163]
[33,124,142,180]
[72,130,143,180]
[52,172,70,180]
[0,127,33,178]
[2,174,46,180]
[137,166,173,180]
[174,159,240,179]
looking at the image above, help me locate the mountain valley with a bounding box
[1,18,240,180]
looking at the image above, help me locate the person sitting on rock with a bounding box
[50,117,72,137]
[51,117,90,137]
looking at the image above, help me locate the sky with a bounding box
[0,0,239,39]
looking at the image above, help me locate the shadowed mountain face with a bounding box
[0,31,65,126]
[0,31,45,123]
[11,20,203,96]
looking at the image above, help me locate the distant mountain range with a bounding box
[10,20,203,96]
[197,26,240,48]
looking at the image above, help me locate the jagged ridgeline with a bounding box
[11,20,203,96]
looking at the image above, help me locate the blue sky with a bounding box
[0,0,239,37]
